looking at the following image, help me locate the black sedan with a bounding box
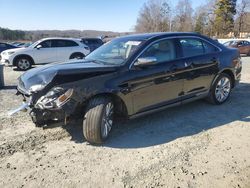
[12,32,242,144]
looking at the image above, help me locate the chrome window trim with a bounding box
[129,35,222,69]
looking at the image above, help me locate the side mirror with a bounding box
[134,57,157,67]
[36,45,42,49]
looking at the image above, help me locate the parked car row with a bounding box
[1,37,104,70]
[1,37,106,70]
[8,41,32,48]
[223,40,250,56]
[9,32,242,144]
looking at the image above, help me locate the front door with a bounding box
[129,39,185,114]
[33,40,58,64]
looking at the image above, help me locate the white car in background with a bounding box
[0,38,90,70]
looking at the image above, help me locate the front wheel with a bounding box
[16,57,32,71]
[83,97,114,144]
[207,73,232,104]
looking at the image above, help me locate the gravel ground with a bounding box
[0,58,250,188]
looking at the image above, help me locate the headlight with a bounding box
[35,87,74,109]
[29,84,45,93]
[8,51,15,55]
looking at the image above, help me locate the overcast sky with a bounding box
[0,0,205,32]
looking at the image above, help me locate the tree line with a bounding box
[0,28,127,41]
[0,28,26,41]
[135,0,250,38]
[1,0,249,41]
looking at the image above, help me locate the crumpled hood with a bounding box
[18,60,118,94]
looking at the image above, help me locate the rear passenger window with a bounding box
[53,40,78,47]
[203,42,218,53]
[64,40,78,47]
[180,38,218,57]
[180,39,204,57]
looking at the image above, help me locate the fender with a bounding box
[210,68,236,89]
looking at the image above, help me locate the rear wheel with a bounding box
[207,73,232,104]
[16,57,32,71]
[83,97,114,144]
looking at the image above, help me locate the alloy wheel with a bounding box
[17,59,31,70]
[101,102,114,138]
[215,77,231,102]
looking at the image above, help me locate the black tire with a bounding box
[207,73,232,105]
[15,57,32,71]
[70,53,84,60]
[83,96,114,144]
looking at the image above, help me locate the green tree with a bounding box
[194,12,207,34]
[213,0,237,37]
[135,0,172,33]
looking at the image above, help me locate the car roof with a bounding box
[40,37,81,41]
[118,32,202,41]
[81,38,102,40]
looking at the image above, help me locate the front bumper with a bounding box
[30,98,80,127]
[0,53,14,66]
[9,89,80,127]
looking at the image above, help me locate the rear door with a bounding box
[53,40,79,61]
[32,40,58,64]
[178,37,220,99]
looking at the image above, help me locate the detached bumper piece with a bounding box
[8,103,29,116]
[30,99,79,127]
[30,108,66,127]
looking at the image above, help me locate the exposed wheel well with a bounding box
[221,69,235,88]
[85,93,128,119]
[13,55,34,66]
[69,52,85,59]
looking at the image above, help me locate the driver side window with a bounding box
[140,39,176,63]
[39,40,52,48]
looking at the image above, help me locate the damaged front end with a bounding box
[11,81,80,127]
[9,60,118,127]
[29,87,78,127]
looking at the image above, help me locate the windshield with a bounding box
[224,41,236,46]
[85,38,143,65]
